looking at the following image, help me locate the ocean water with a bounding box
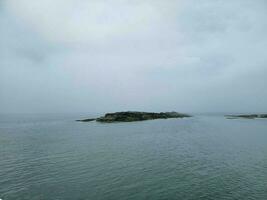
[0,114,267,200]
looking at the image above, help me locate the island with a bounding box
[77,111,191,123]
[225,114,267,119]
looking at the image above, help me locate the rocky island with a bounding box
[225,114,267,119]
[77,111,191,123]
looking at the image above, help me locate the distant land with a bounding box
[225,114,267,119]
[77,111,191,123]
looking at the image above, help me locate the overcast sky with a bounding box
[1,0,267,114]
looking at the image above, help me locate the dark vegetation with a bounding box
[77,111,191,123]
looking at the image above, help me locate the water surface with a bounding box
[0,114,267,200]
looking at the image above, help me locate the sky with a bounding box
[1,0,267,114]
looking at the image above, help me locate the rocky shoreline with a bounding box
[77,111,191,123]
[225,114,267,119]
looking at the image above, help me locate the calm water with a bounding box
[0,114,267,200]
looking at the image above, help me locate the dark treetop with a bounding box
[77,111,191,123]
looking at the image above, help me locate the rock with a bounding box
[225,114,267,119]
[76,118,96,122]
[77,111,191,123]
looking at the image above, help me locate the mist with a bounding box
[1,0,267,114]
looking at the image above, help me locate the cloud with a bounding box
[4,0,162,43]
[1,0,267,113]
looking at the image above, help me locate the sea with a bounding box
[0,113,267,200]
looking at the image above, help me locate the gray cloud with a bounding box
[1,0,267,113]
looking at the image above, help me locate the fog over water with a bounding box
[1,0,267,114]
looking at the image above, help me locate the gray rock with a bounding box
[225,114,267,119]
